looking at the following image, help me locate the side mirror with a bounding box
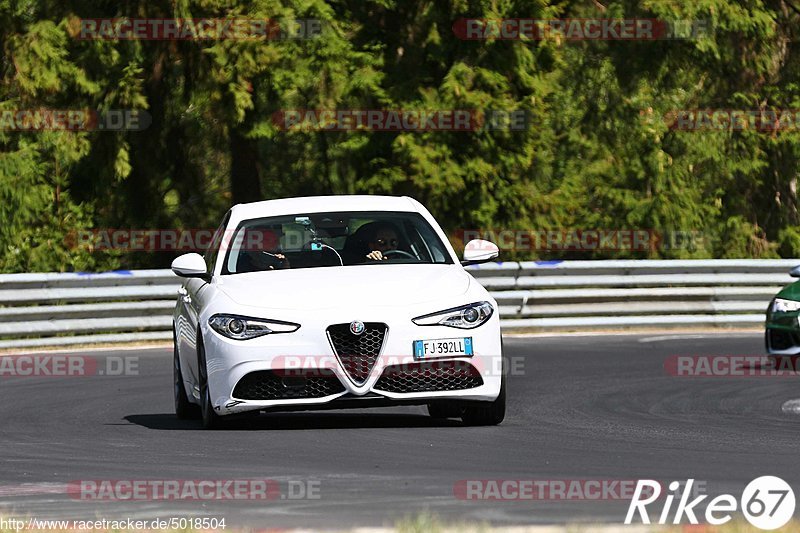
[791,265,800,278]
[461,239,499,266]
[171,253,210,281]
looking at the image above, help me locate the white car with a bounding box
[171,195,504,428]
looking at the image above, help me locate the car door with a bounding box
[177,211,231,389]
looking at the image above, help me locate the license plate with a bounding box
[413,337,473,359]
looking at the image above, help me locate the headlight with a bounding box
[208,314,300,340]
[412,302,494,329]
[772,298,800,313]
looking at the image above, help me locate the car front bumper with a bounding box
[201,313,503,416]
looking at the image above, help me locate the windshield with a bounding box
[221,211,452,274]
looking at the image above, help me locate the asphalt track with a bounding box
[1,333,800,529]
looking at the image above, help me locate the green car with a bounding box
[766,265,800,354]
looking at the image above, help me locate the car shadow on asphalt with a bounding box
[122,412,464,430]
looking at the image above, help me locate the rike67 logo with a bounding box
[625,477,795,530]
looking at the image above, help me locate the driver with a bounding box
[365,222,403,261]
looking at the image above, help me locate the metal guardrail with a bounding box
[0,270,176,349]
[0,260,797,348]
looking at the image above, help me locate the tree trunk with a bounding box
[230,128,262,204]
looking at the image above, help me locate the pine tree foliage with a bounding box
[1,0,799,270]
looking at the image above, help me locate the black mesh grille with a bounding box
[769,329,798,351]
[374,360,483,393]
[327,323,387,385]
[232,370,345,400]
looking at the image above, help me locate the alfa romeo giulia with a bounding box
[171,195,504,428]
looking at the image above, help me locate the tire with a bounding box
[197,334,225,429]
[174,335,200,420]
[461,364,506,427]
[427,402,462,419]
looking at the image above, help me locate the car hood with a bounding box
[216,264,472,311]
[776,280,800,302]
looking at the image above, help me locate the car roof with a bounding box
[230,195,420,220]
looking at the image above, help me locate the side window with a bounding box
[204,210,232,273]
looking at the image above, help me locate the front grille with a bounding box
[769,329,798,351]
[326,323,387,385]
[232,370,345,400]
[374,360,483,393]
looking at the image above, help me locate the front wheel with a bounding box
[174,335,200,420]
[198,335,225,429]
